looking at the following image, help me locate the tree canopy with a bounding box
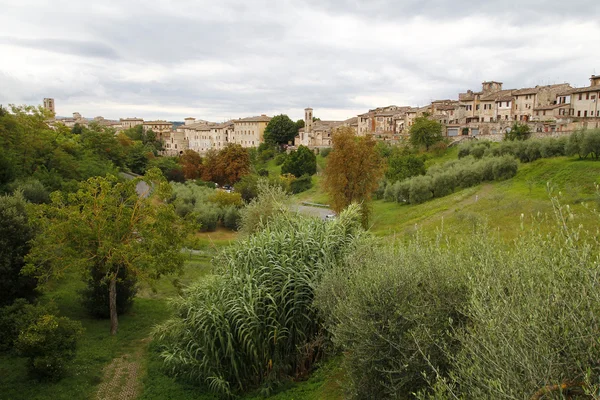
[323,127,384,226]
[202,144,250,185]
[263,114,298,146]
[24,169,191,335]
[409,117,444,150]
[505,122,532,141]
[281,145,317,177]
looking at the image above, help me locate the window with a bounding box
[476,104,480,110]
[586,93,590,100]
[579,94,583,100]
[578,111,581,117]
[584,111,588,117]
[592,95,597,100]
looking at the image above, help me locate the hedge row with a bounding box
[384,155,518,204]
[458,129,600,162]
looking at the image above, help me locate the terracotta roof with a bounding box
[534,103,570,111]
[571,85,600,94]
[480,89,515,101]
[235,115,271,123]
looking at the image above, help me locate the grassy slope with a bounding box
[3,150,599,400]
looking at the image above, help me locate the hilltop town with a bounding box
[43,72,600,154]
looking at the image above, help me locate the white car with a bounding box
[324,213,336,221]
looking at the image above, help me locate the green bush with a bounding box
[192,202,221,232]
[421,201,600,399]
[238,181,289,234]
[221,205,241,230]
[234,174,259,202]
[409,175,433,204]
[385,153,426,183]
[0,299,52,351]
[431,172,456,198]
[154,205,365,397]
[281,145,317,178]
[316,239,468,399]
[16,314,83,380]
[492,155,518,180]
[581,129,600,159]
[257,168,269,177]
[540,137,567,158]
[455,163,482,188]
[470,143,487,159]
[274,153,287,166]
[9,179,50,204]
[319,147,332,157]
[290,174,313,194]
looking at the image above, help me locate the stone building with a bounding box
[43,98,55,114]
[295,108,357,148]
[232,115,271,148]
[571,75,600,119]
[512,83,571,122]
[143,120,173,139]
[120,118,144,129]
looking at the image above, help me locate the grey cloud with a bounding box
[0,36,120,59]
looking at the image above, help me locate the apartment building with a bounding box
[512,84,571,122]
[571,75,600,119]
[143,120,173,139]
[233,115,271,148]
[120,118,144,129]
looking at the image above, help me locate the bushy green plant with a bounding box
[290,174,313,194]
[8,179,50,204]
[470,143,487,159]
[16,314,83,380]
[234,174,260,202]
[281,145,317,178]
[421,200,600,399]
[409,175,433,204]
[540,137,567,158]
[274,153,287,166]
[316,238,468,399]
[192,202,221,232]
[221,205,241,230]
[319,147,332,157]
[238,181,289,234]
[385,153,426,183]
[492,155,518,180]
[154,205,365,397]
[455,163,483,188]
[0,299,52,351]
[581,129,600,160]
[431,172,456,198]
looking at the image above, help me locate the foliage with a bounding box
[154,205,365,397]
[263,115,298,146]
[295,119,305,130]
[319,147,332,158]
[409,117,443,150]
[581,128,600,160]
[203,144,251,185]
[0,299,53,351]
[179,150,204,180]
[238,181,290,234]
[148,157,185,182]
[234,174,260,202]
[0,192,38,306]
[274,153,287,166]
[281,145,317,178]
[290,174,313,194]
[505,122,532,141]
[323,127,385,226]
[208,190,243,207]
[16,314,83,380]
[25,169,190,335]
[386,156,518,205]
[221,205,241,230]
[421,200,600,399]
[80,263,137,319]
[385,152,426,183]
[316,238,468,399]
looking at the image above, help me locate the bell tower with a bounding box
[304,107,313,134]
[43,98,55,114]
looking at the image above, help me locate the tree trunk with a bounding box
[109,276,118,335]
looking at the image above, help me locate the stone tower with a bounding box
[43,98,55,114]
[304,107,313,134]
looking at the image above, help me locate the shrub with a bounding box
[16,314,83,380]
[540,137,566,158]
[429,140,448,157]
[80,264,137,319]
[470,143,487,159]
[9,179,50,204]
[505,122,531,141]
[257,168,269,177]
[565,130,585,158]
[319,147,332,157]
[385,154,426,183]
[192,202,221,232]
[581,129,600,160]
[154,206,365,397]
[409,175,433,204]
[238,181,289,234]
[457,145,471,159]
[422,201,600,399]
[208,190,243,207]
[492,155,518,180]
[234,174,259,202]
[221,205,241,230]
[316,239,468,399]
[281,145,317,178]
[274,153,287,166]
[290,174,313,194]
[0,300,52,351]
[455,163,482,188]
[431,172,456,198]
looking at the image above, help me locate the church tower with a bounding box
[43,98,55,114]
[304,107,313,134]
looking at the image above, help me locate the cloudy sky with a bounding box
[0,0,599,122]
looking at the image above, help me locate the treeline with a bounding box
[458,128,600,162]
[383,155,518,204]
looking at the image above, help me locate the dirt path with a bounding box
[94,344,146,400]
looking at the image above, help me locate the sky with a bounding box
[0,0,599,122]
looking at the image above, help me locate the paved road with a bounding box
[295,205,334,220]
[120,172,151,198]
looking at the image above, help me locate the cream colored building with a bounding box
[232,115,271,148]
[571,75,600,119]
[120,118,144,129]
[295,108,357,148]
[43,98,55,114]
[163,130,188,156]
[512,83,571,122]
[143,120,173,139]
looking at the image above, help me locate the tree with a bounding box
[505,122,531,141]
[0,192,38,306]
[296,119,305,130]
[25,169,190,335]
[581,129,600,160]
[179,150,204,180]
[323,127,384,226]
[385,153,426,183]
[281,145,317,177]
[409,117,444,150]
[263,114,298,146]
[216,144,251,185]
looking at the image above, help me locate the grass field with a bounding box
[2,148,599,400]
